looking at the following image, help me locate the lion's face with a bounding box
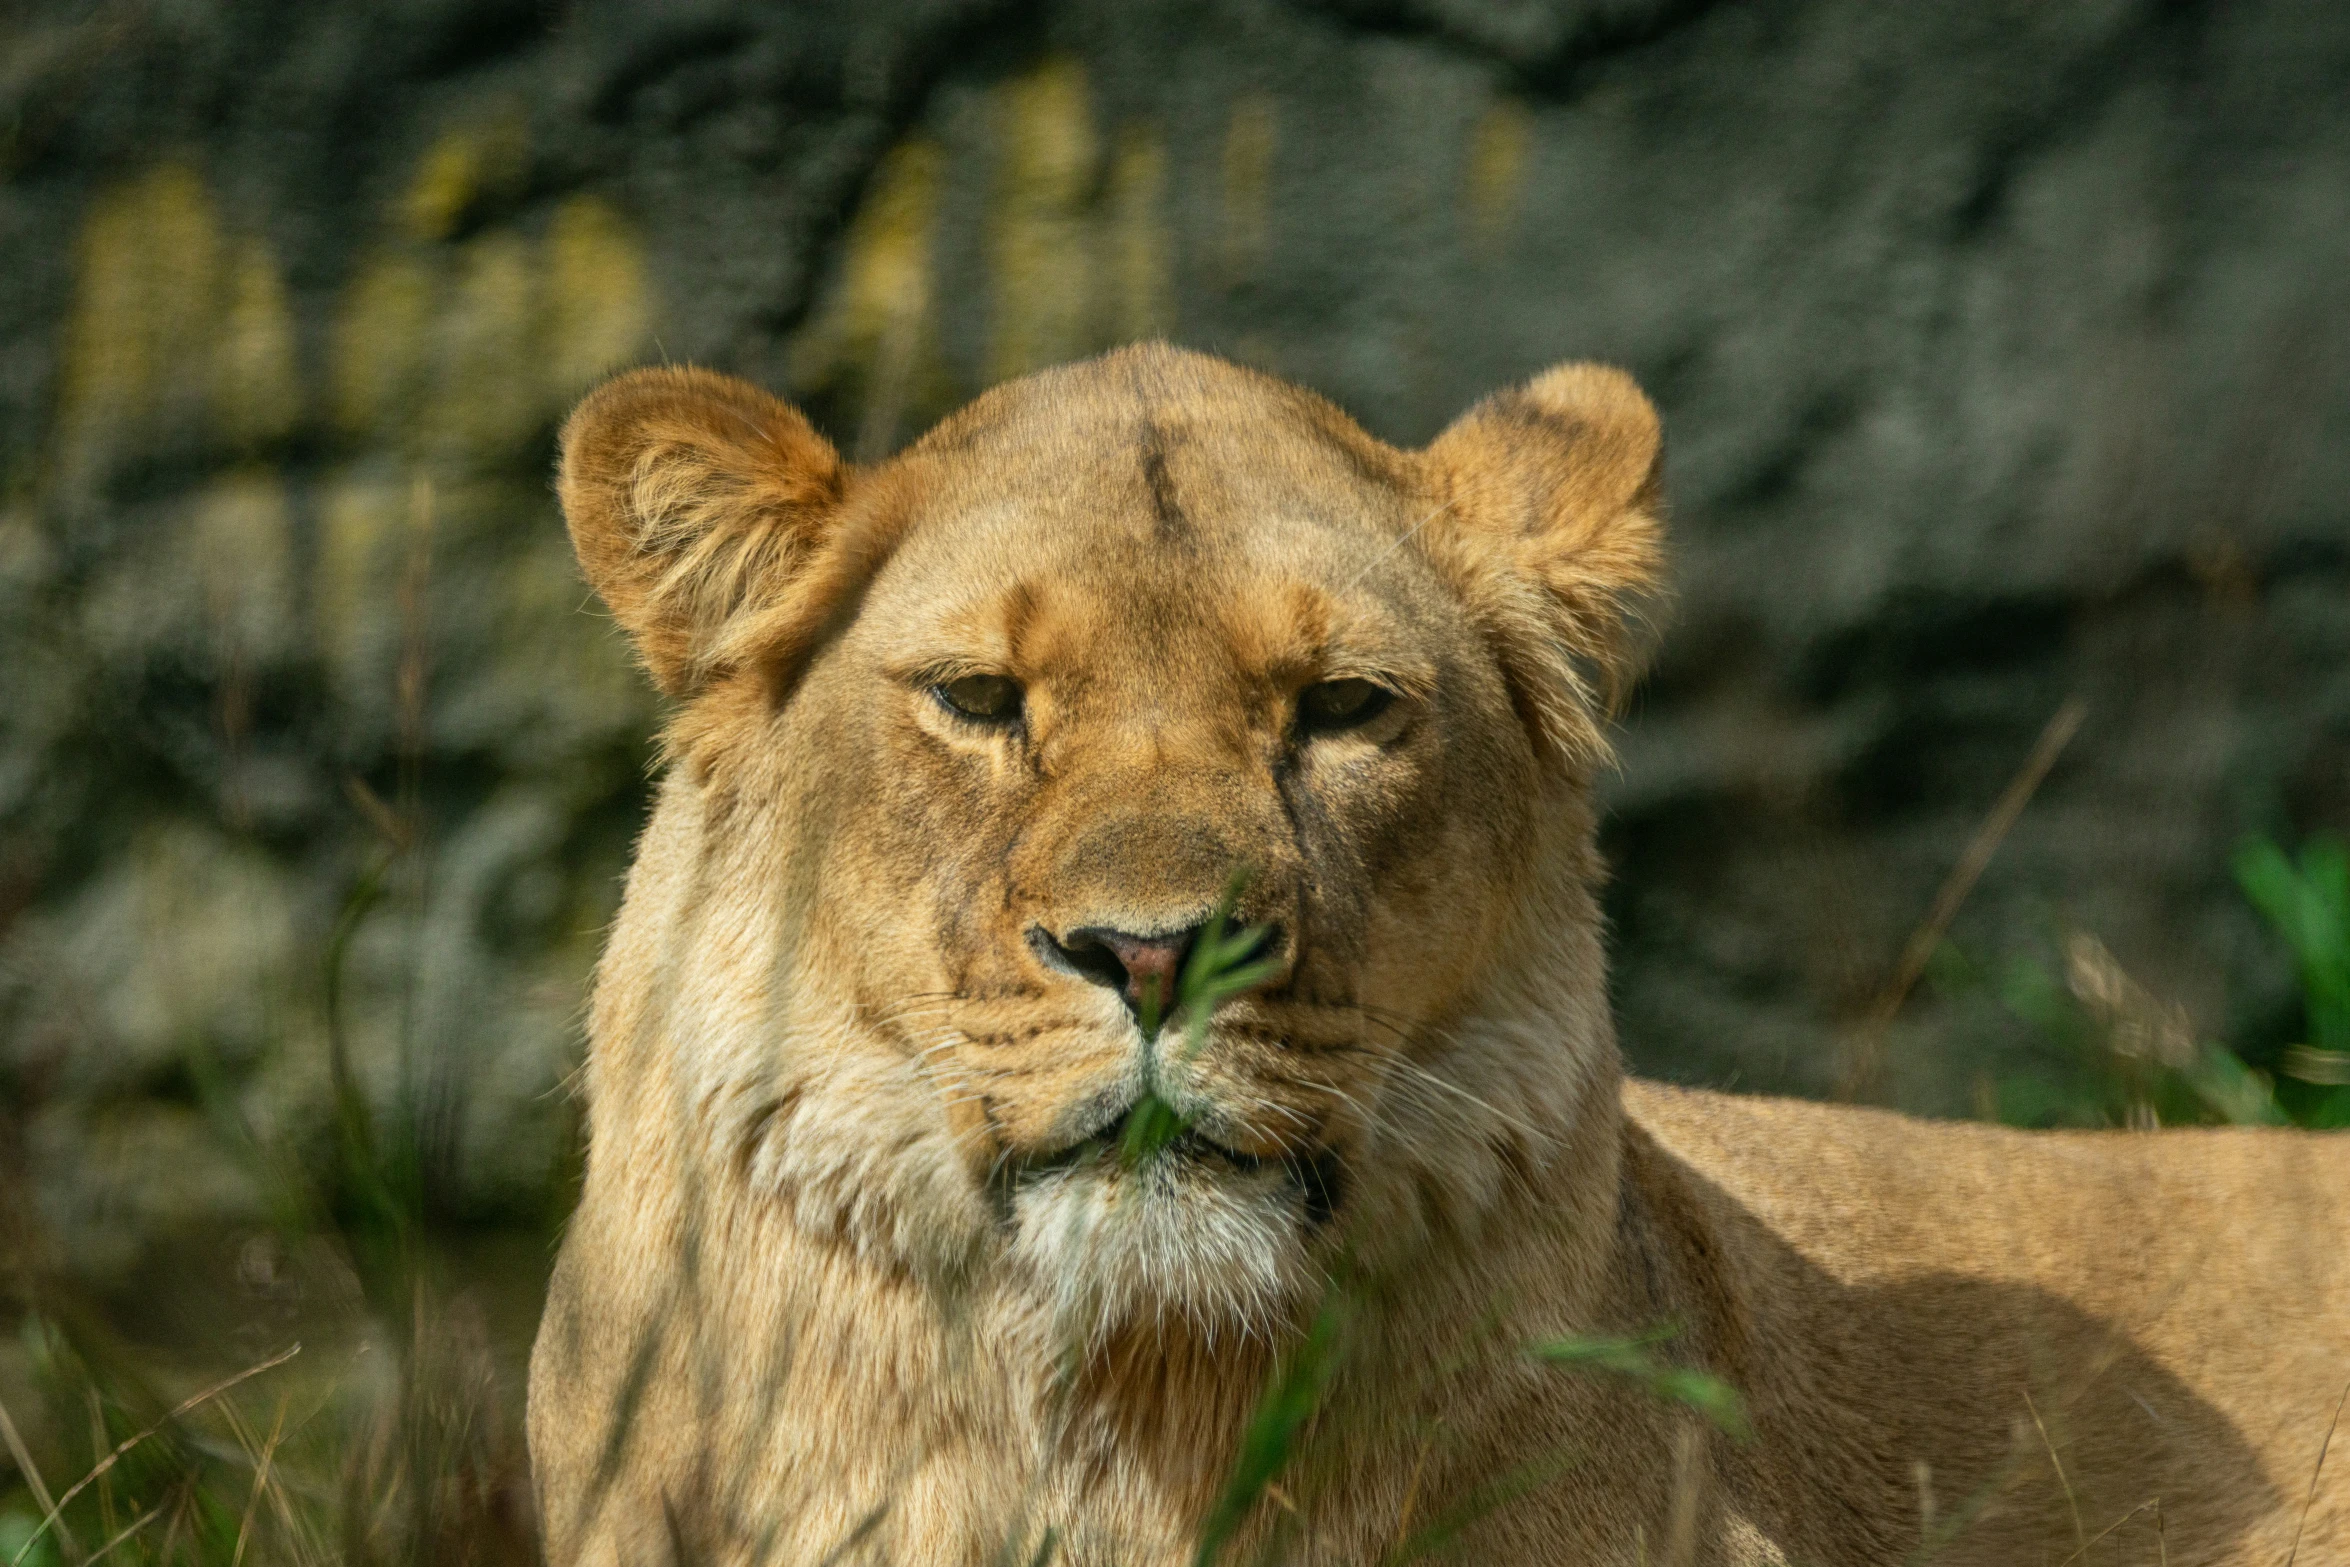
[811,402,1543,1329]
[561,347,1662,1337]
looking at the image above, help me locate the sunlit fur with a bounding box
[528,347,2350,1567]
[1006,1147,1321,1346]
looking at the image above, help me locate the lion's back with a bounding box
[1623,1080,2346,1306]
[1622,1080,2350,1562]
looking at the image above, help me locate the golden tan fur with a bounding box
[528,345,2350,1565]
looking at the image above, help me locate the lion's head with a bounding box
[561,345,1662,1343]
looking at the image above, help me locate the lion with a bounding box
[526,344,2349,1566]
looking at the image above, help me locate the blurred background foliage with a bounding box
[0,0,2346,1559]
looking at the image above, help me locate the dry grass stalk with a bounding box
[230,1396,291,1567]
[1842,697,2087,1098]
[2020,1387,2085,1552]
[78,1499,164,1566]
[2064,933,2195,1071]
[7,1343,300,1567]
[0,1393,77,1559]
[2284,1376,2350,1567]
[2051,1498,2160,1567]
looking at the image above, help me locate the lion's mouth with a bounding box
[1020,1111,1256,1174]
[1008,1099,1345,1228]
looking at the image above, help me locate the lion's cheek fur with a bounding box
[585,770,1000,1288]
[530,1159,1053,1564]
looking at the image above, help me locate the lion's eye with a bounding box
[933,673,1023,723]
[1297,678,1394,734]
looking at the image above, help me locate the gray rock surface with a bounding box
[2,0,2345,1276]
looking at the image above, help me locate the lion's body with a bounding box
[1624,1086,2349,1564]
[528,346,2349,1564]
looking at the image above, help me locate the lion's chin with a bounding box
[1005,1137,1328,1346]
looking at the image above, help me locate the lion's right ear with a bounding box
[558,367,846,696]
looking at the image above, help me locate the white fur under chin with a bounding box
[1007,1151,1320,1347]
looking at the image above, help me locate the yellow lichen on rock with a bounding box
[335,149,653,461]
[546,195,653,402]
[791,71,1177,434]
[429,228,544,463]
[314,474,408,677]
[401,116,527,244]
[1465,99,1533,256]
[332,249,437,438]
[789,135,945,457]
[311,134,657,708]
[216,238,303,449]
[988,57,1100,383]
[1110,124,1172,342]
[1219,94,1277,284]
[189,465,296,654]
[56,164,225,484]
[56,165,306,483]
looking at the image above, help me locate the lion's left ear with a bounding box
[1422,361,1667,765]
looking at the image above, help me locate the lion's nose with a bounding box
[1038,924,1204,1014]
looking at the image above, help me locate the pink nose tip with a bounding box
[1044,923,1205,1013]
[1094,931,1189,1009]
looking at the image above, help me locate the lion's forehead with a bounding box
[849,388,1472,689]
[900,390,1412,546]
[855,495,1459,697]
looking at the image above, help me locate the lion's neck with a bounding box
[1038,1314,1284,1543]
[1006,1061,1635,1561]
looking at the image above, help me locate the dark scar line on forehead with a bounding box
[1137,417,1190,542]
